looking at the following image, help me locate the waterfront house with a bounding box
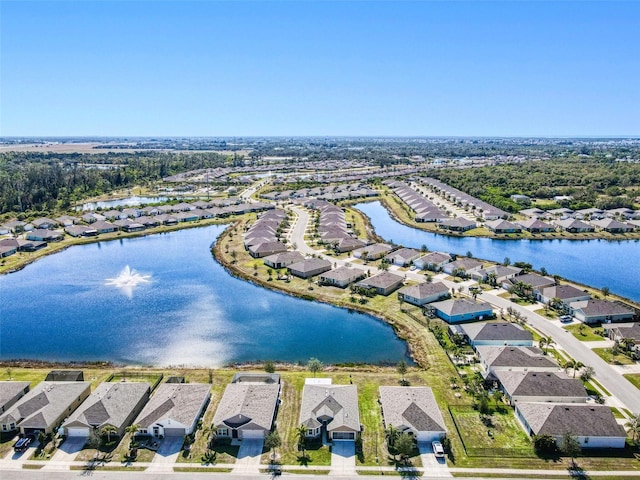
[288,258,332,279]
[319,266,366,288]
[352,243,394,261]
[398,281,450,306]
[471,265,522,284]
[0,381,91,435]
[91,220,119,234]
[539,285,590,310]
[413,252,452,271]
[212,381,280,440]
[248,241,288,258]
[133,383,210,438]
[517,218,555,233]
[0,244,17,258]
[0,382,30,415]
[437,217,476,232]
[62,382,151,438]
[379,386,447,442]
[334,237,366,253]
[485,219,522,234]
[494,371,587,405]
[429,298,494,323]
[554,219,595,233]
[590,218,634,233]
[461,321,533,348]
[384,247,422,267]
[26,229,64,242]
[263,251,305,269]
[516,403,626,449]
[355,271,404,296]
[299,381,360,441]
[442,257,483,276]
[502,273,556,299]
[569,299,635,324]
[476,346,559,378]
[65,225,98,237]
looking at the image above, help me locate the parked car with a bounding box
[432,440,445,457]
[13,435,34,452]
[560,315,573,323]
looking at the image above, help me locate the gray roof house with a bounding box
[494,371,587,405]
[0,382,30,415]
[517,218,555,233]
[212,383,280,440]
[352,243,394,260]
[429,298,494,324]
[288,258,333,279]
[503,273,556,297]
[438,217,476,232]
[569,299,635,325]
[485,219,522,234]
[319,266,366,288]
[133,383,210,437]
[413,252,452,271]
[263,251,305,269]
[476,346,559,377]
[398,282,450,306]
[62,382,151,438]
[461,321,533,347]
[247,241,288,258]
[516,403,626,448]
[442,257,484,275]
[539,285,590,308]
[0,381,91,435]
[379,386,447,442]
[384,248,422,267]
[471,265,522,283]
[299,382,361,441]
[356,272,404,296]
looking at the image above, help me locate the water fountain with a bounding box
[105,265,151,298]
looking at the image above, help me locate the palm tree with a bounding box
[101,424,118,444]
[295,425,308,457]
[384,424,399,450]
[625,414,640,442]
[563,359,584,378]
[539,336,555,355]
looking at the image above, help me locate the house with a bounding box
[4,220,27,233]
[429,298,494,323]
[0,381,91,435]
[334,237,366,253]
[0,244,17,258]
[213,380,280,440]
[502,273,556,299]
[299,381,360,441]
[413,252,452,271]
[519,208,545,218]
[438,218,476,232]
[379,386,447,442]
[288,258,332,279]
[133,383,210,437]
[494,371,587,405]
[352,243,394,261]
[0,237,47,252]
[62,382,151,438]
[31,217,58,230]
[476,346,558,377]
[384,248,422,267]
[26,229,64,242]
[0,382,30,415]
[91,221,119,234]
[510,194,530,203]
[516,403,626,448]
[247,241,288,258]
[65,225,98,237]
[603,323,640,356]
[319,266,366,288]
[590,218,634,233]
[554,219,595,233]
[471,265,522,284]
[263,251,305,269]
[355,271,404,296]
[539,285,590,310]
[460,321,533,347]
[517,218,555,233]
[485,219,522,234]
[569,299,635,324]
[398,282,449,306]
[442,257,484,276]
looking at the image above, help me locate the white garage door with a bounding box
[332,431,355,440]
[242,430,264,439]
[66,427,89,437]
[416,431,439,443]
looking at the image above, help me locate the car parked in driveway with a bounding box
[560,315,573,323]
[13,435,34,452]
[432,440,445,457]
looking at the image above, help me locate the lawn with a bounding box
[534,308,559,320]
[593,348,635,366]
[562,323,604,342]
[624,374,640,391]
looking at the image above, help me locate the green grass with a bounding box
[562,323,604,342]
[624,374,640,391]
[534,308,559,319]
[174,467,233,473]
[593,348,635,365]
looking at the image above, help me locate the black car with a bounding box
[13,435,34,452]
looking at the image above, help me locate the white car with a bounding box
[432,440,445,457]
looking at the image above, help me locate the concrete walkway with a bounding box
[329,441,356,476]
[146,436,183,473]
[232,438,264,475]
[418,442,451,477]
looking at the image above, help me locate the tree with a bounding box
[601,286,610,298]
[295,425,308,457]
[625,414,640,442]
[539,336,555,354]
[397,359,408,384]
[384,424,399,449]
[491,389,504,412]
[564,359,584,379]
[100,424,118,444]
[394,432,415,462]
[579,365,595,383]
[264,360,275,374]
[503,257,511,266]
[307,357,323,377]
[264,430,282,461]
[533,434,557,454]
[560,432,581,467]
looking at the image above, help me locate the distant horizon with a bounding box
[2,135,639,140]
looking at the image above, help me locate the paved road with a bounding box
[479,291,640,413]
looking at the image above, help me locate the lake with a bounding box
[356,202,640,303]
[0,225,409,366]
[77,196,170,211]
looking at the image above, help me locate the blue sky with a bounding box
[1,1,638,136]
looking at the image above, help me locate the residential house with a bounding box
[460,321,533,348]
[539,285,590,310]
[0,244,17,258]
[26,229,64,242]
[0,381,91,435]
[212,381,280,440]
[494,371,587,405]
[429,298,494,323]
[133,383,210,437]
[248,241,288,258]
[287,258,332,279]
[352,243,394,261]
[438,218,476,232]
[91,221,119,234]
[384,248,422,267]
[65,225,98,237]
[62,382,151,438]
[263,251,305,269]
[485,219,522,234]
[476,346,558,378]
[471,265,522,284]
[442,257,484,276]
[299,381,361,441]
[413,252,452,271]
[569,299,635,324]
[31,218,58,230]
[603,323,640,356]
[355,272,404,296]
[0,382,30,415]
[590,218,634,233]
[319,266,366,288]
[517,218,555,233]
[516,403,626,448]
[502,273,556,300]
[45,370,84,382]
[554,219,595,233]
[379,386,447,442]
[398,282,449,306]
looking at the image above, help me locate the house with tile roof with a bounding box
[494,371,587,405]
[398,282,450,306]
[299,382,360,441]
[460,321,533,347]
[379,386,446,442]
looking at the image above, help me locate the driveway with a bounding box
[43,436,87,468]
[233,438,264,475]
[418,442,451,477]
[146,436,183,472]
[330,440,356,475]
